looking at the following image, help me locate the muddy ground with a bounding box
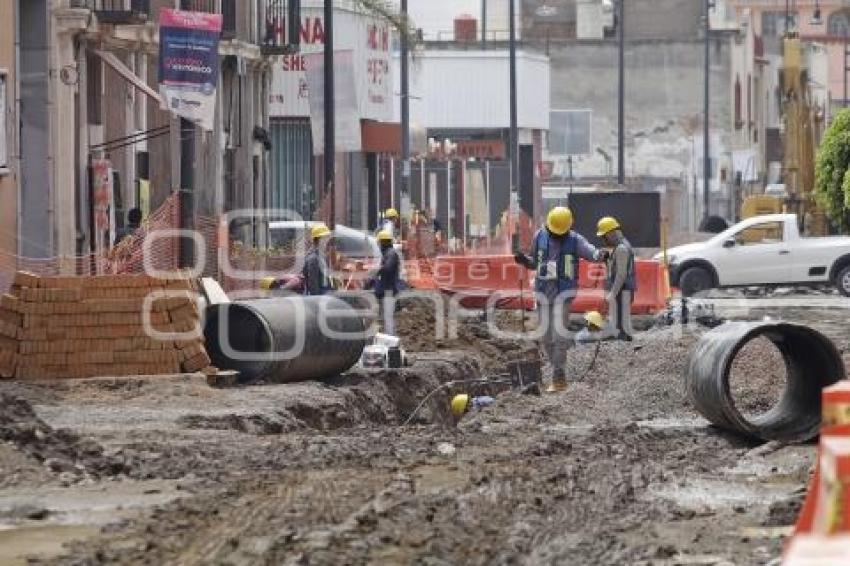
[0,292,848,565]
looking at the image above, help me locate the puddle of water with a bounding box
[0,480,186,565]
[0,524,100,566]
[413,464,468,492]
[648,477,789,509]
[635,418,707,430]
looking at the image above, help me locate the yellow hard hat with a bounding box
[259,276,278,291]
[376,230,394,242]
[546,207,574,236]
[597,216,621,237]
[385,208,399,219]
[451,394,470,417]
[311,224,331,240]
[584,310,605,331]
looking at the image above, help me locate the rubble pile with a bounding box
[0,271,211,379]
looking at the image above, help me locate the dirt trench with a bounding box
[1,300,845,565]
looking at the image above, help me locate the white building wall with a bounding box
[392,50,550,131]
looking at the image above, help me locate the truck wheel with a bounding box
[836,265,850,297]
[679,266,714,297]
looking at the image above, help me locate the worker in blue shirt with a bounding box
[514,206,608,393]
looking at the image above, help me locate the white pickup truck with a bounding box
[657,214,850,297]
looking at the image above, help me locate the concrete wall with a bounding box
[522,0,702,41]
[0,0,17,271]
[544,36,738,228]
[547,38,733,181]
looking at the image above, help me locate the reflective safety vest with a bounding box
[605,237,637,292]
[532,229,581,293]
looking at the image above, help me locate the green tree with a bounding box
[815,108,850,231]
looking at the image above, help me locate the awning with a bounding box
[93,49,163,105]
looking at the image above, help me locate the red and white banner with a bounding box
[269,7,393,123]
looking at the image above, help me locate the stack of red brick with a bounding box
[0,271,211,379]
[785,382,850,563]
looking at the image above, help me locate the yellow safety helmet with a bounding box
[259,276,279,291]
[451,394,470,417]
[596,216,621,237]
[376,230,394,242]
[584,310,605,331]
[546,207,574,236]
[311,224,331,240]
[384,208,399,219]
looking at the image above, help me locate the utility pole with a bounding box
[324,0,335,227]
[482,0,487,46]
[841,26,850,108]
[178,0,194,268]
[509,0,518,218]
[179,118,195,268]
[617,0,625,186]
[703,0,711,221]
[400,0,410,210]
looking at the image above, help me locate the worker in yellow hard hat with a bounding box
[597,216,636,341]
[259,276,280,292]
[576,310,606,343]
[514,206,609,393]
[302,223,335,296]
[376,207,400,238]
[370,230,402,335]
[450,393,495,418]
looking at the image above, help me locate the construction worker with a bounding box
[597,216,636,341]
[514,206,608,393]
[114,208,142,246]
[371,230,401,335]
[451,394,495,417]
[259,276,301,294]
[575,310,606,344]
[377,208,400,237]
[303,223,335,296]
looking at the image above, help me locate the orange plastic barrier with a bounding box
[415,255,670,314]
[795,383,850,536]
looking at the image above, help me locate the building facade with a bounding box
[393,46,550,241]
[6,0,282,272]
[268,1,401,231]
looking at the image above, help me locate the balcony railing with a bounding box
[73,0,151,24]
[260,0,299,55]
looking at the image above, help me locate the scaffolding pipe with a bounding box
[686,321,845,442]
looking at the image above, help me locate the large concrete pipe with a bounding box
[204,296,367,383]
[686,321,846,442]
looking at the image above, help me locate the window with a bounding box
[828,10,850,36]
[762,11,796,37]
[0,69,7,174]
[735,222,784,245]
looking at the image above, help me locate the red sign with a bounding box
[429,140,506,160]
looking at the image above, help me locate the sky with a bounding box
[398,0,512,39]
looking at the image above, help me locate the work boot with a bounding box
[546,374,568,393]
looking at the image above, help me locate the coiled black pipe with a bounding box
[686,321,846,442]
[204,297,367,383]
